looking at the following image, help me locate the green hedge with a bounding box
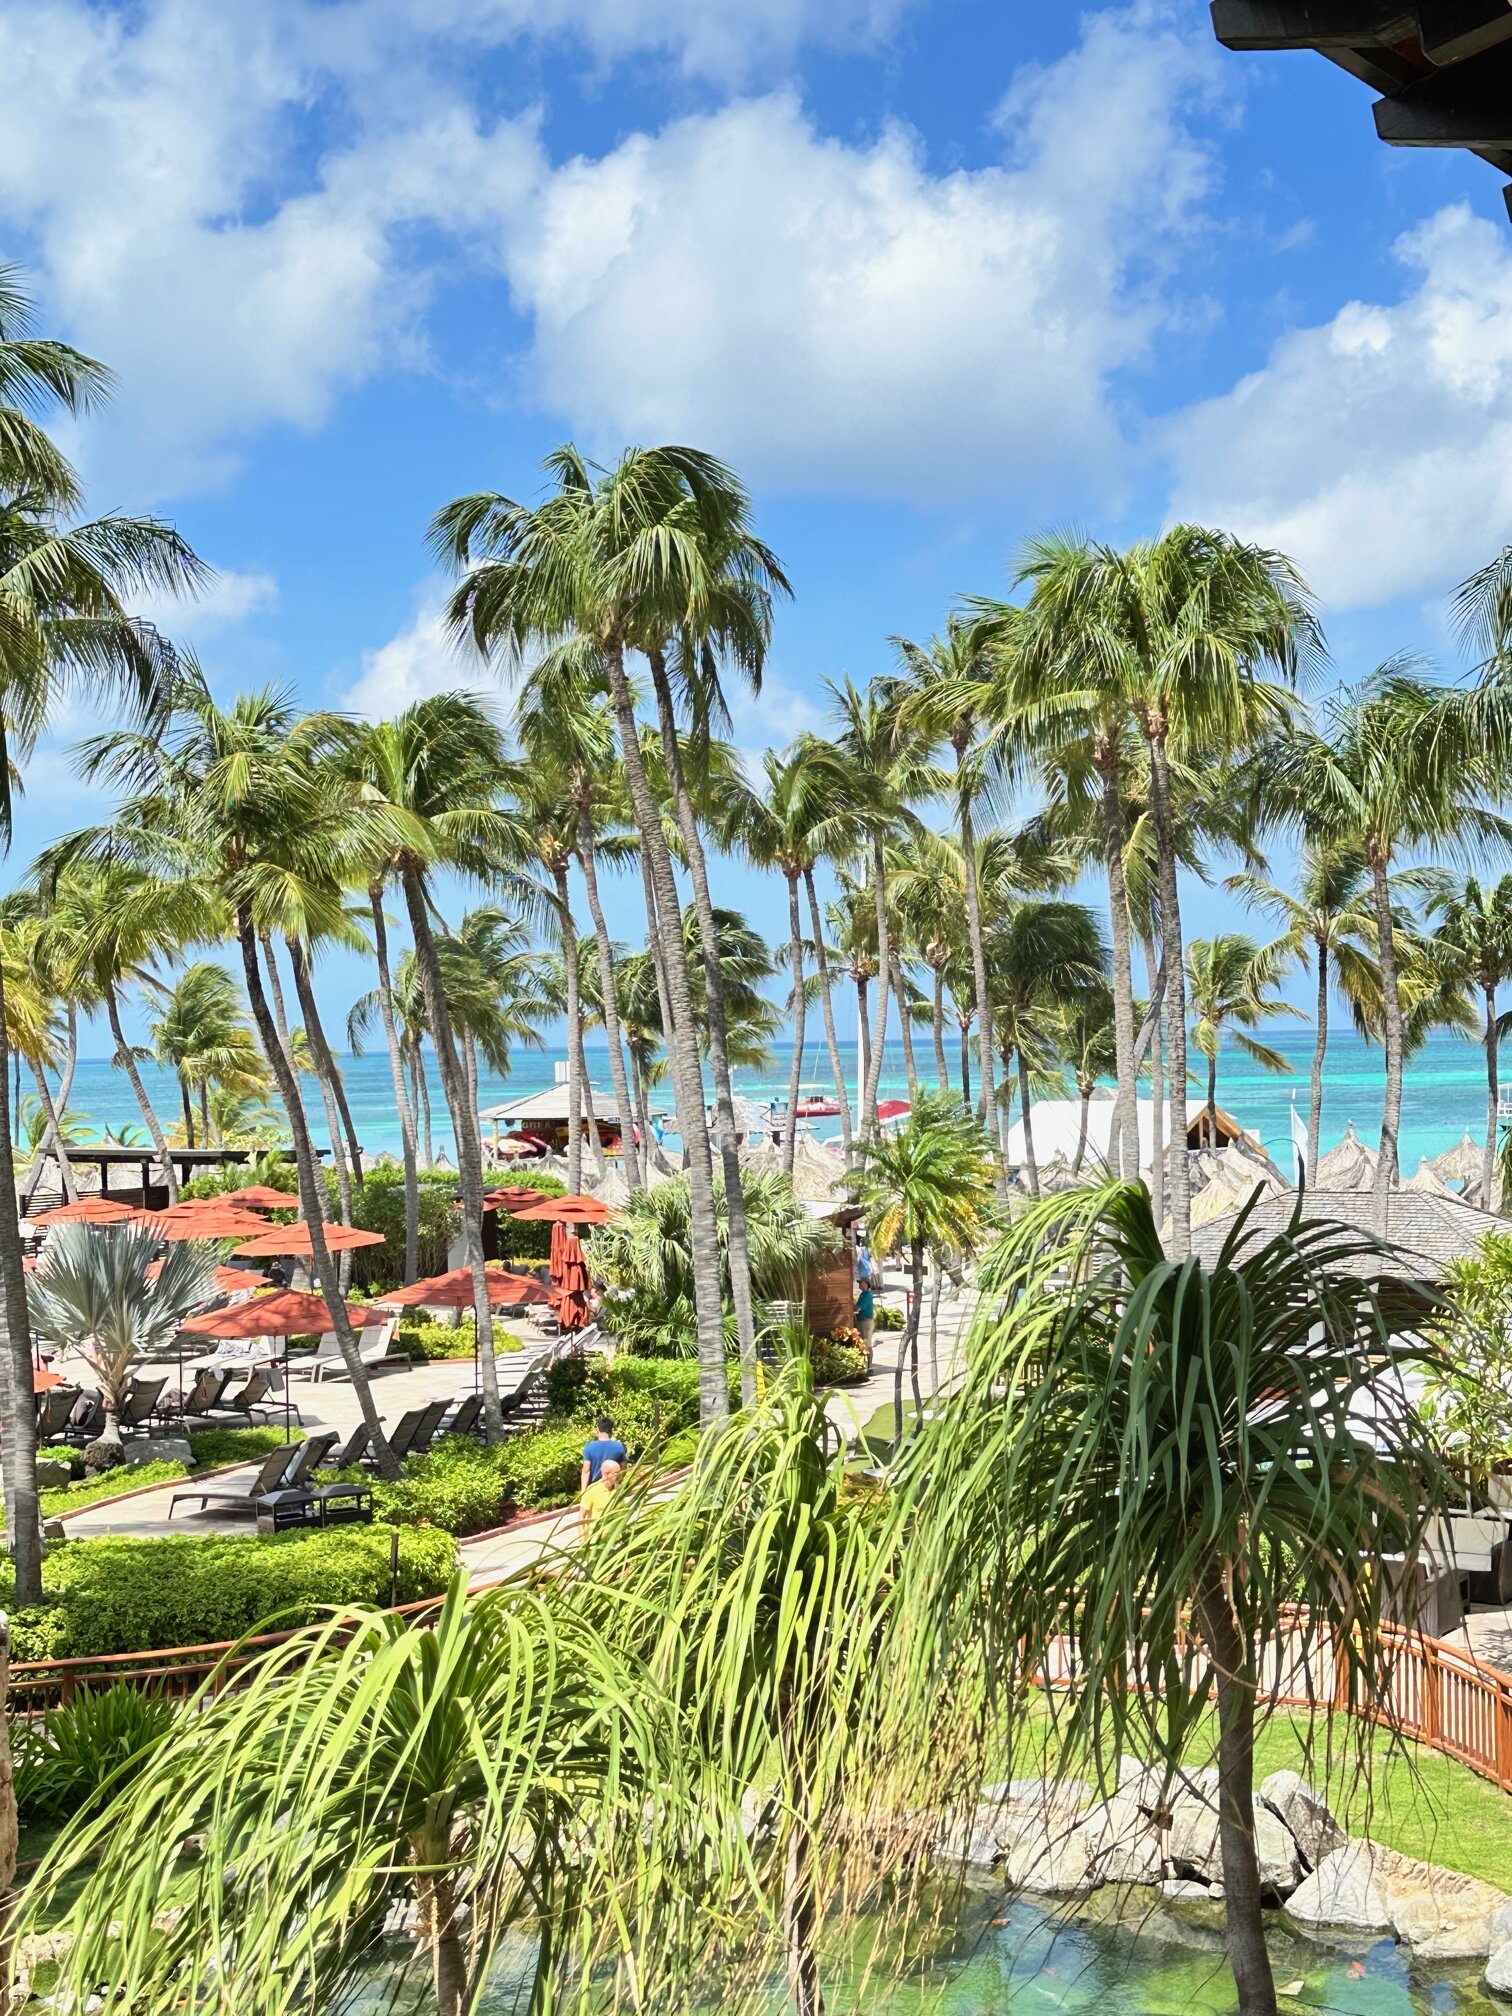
[396,1319,524,1363]
[5,1527,459,1662]
[811,1339,867,1386]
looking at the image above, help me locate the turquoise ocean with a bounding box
[37,1026,1502,1176]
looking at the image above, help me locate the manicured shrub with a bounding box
[810,1338,867,1387]
[872,1303,904,1331]
[396,1319,523,1363]
[368,1435,516,1535]
[4,1526,459,1662]
[14,1682,179,1821]
[187,1426,290,1469]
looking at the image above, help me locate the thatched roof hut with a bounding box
[1402,1157,1452,1198]
[1432,1130,1484,1192]
[1315,1121,1377,1191]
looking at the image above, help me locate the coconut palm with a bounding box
[28,1223,216,1469]
[148,960,266,1150]
[1006,528,1320,1253]
[433,445,752,1423]
[1272,664,1511,1208]
[987,899,1107,1196]
[1432,875,1512,1206]
[1228,847,1381,1187]
[1185,933,1302,1154]
[1057,984,1119,1174]
[847,1093,997,1442]
[0,268,204,1600]
[890,1181,1455,2016]
[351,695,534,1441]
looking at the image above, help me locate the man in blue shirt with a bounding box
[581,1415,627,1491]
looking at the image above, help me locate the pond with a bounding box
[348,1885,1507,2014]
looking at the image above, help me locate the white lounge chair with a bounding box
[289,1315,401,1384]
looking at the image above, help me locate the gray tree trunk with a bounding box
[1485,980,1500,1209]
[930,967,949,1095]
[106,990,178,1204]
[552,864,585,1198]
[1308,943,1328,1190]
[804,867,853,1156]
[891,950,918,1103]
[577,809,641,1188]
[959,765,995,1135]
[0,949,42,1601]
[861,839,891,1132]
[1146,731,1190,1255]
[1370,851,1404,1219]
[287,939,352,1228]
[1100,745,1140,1181]
[1145,931,1165,1219]
[1016,1050,1040,1198]
[784,874,806,1177]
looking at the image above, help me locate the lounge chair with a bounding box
[199,1371,299,1430]
[181,1366,235,1421]
[57,1391,105,1445]
[168,1435,337,1520]
[289,1316,402,1385]
[116,1375,168,1436]
[35,1386,82,1443]
[497,1350,550,1422]
[318,1422,371,1469]
[363,1400,450,1468]
[439,1393,483,1440]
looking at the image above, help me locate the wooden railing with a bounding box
[15,1600,1512,1798]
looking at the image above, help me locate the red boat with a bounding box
[794,1096,841,1118]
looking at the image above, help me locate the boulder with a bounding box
[34,1459,71,1489]
[1073,1796,1163,1886]
[1161,1878,1211,1903]
[1290,1841,1508,1955]
[1168,1792,1301,1897]
[123,1437,192,1469]
[1116,1758,1178,1817]
[998,1808,1096,1896]
[1259,1770,1344,1872]
[1493,1901,1512,1949]
[936,1805,1003,1869]
[1485,1939,1512,1999]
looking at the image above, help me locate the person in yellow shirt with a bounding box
[580,1456,622,1530]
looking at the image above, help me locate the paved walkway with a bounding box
[54,1274,981,1579]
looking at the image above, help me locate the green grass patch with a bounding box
[39,1464,187,1521]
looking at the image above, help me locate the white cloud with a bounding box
[135,567,279,639]
[1164,203,1512,611]
[340,589,475,717]
[501,6,1226,500]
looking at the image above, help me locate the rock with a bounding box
[1259,1770,1345,1872]
[1289,1840,1508,1954]
[122,1437,192,1468]
[34,1459,71,1489]
[982,1777,1092,1816]
[1167,1792,1301,1897]
[1161,1879,1211,1902]
[1486,1939,1512,1999]
[998,1808,1096,1896]
[1116,1757,1177,1816]
[1494,1902,1512,1949]
[1073,1796,1163,1886]
[42,1519,66,1542]
[1286,1842,1393,1934]
[936,1805,1003,1869]
[1207,1882,1225,1900]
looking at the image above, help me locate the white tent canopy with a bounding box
[1004,1096,1174,1174]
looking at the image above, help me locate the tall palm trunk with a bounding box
[930,966,949,1094]
[1146,728,1190,1255]
[1144,931,1164,1220]
[1369,847,1404,1215]
[1308,941,1328,1190]
[28,1060,77,1203]
[287,939,353,1242]
[958,758,995,1132]
[647,661,758,1389]
[370,888,420,1282]
[891,951,918,1102]
[1205,1050,1221,1157]
[628,1046,656,1166]
[1098,742,1140,1180]
[178,1076,195,1149]
[1071,1082,1092,1175]
[399,868,505,1441]
[1485,980,1500,1209]
[579,1046,608,1185]
[199,1081,211,1144]
[600,640,727,1418]
[804,867,852,1155]
[414,1051,435,1171]
[105,989,178,1204]
[576,808,641,1188]
[1016,1050,1040,1198]
[0,955,42,1602]
[784,873,806,1177]
[26,1007,80,1208]
[856,977,871,1097]
[551,864,586,1197]
[958,1023,972,1111]
[862,838,891,1132]
[1198,1577,1276,2016]
[237,913,397,1475]
[638,848,681,1097]
[259,931,296,1074]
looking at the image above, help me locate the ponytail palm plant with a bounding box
[889,1181,1455,2016]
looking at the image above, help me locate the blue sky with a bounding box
[5,0,1512,1052]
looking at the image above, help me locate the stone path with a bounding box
[54,1273,980,1584]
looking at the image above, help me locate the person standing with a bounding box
[581,1414,627,1492]
[580,1457,622,1529]
[855,1277,876,1365]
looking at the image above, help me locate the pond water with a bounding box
[351,1886,1505,2014]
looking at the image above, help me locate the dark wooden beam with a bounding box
[1374,38,1512,144]
[1417,1,1512,66]
[1210,0,1415,45]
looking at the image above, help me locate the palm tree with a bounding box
[1058,984,1119,1174]
[891,1181,1455,2016]
[1007,528,1320,1253]
[726,738,862,1165]
[356,882,421,1281]
[987,899,1107,1196]
[895,617,1005,1139]
[1433,875,1512,1205]
[1228,847,1380,1187]
[352,695,533,1442]
[847,1093,996,1442]
[1274,664,1510,1209]
[433,445,763,1424]
[0,268,204,1600]
[148,960,266,1150]
[1185,933,1302,1153]
[28,1223,216,1469]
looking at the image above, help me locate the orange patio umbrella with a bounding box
[509,1193,617,1224]
[231,1222,386,1259]
[179,1290,389,1338]
[135,1204,273,1241]
[212,1264,268,1294]
[376,1267,553,1309]
[484,1185,550,1211]
[220,1184,301,1208]
[31,1196,137,1227]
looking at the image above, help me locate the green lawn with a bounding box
[1013,1701,1512,1891]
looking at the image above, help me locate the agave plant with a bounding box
[27,1224,218,1467]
